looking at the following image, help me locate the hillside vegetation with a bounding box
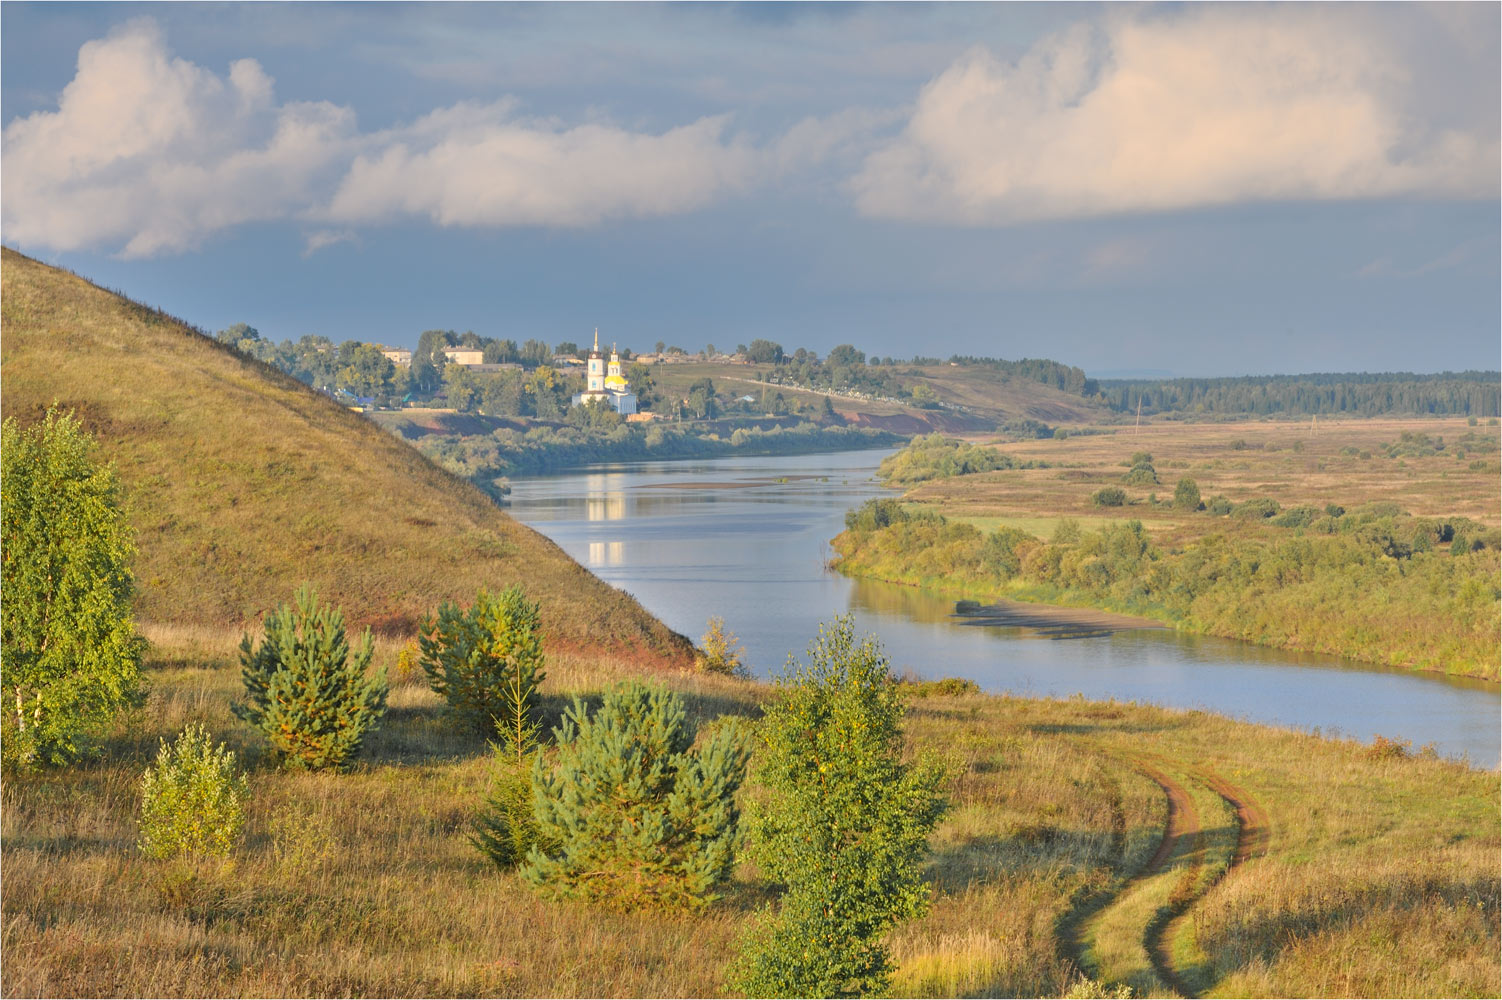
[0,248,690,660]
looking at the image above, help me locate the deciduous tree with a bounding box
[1,408,143,769]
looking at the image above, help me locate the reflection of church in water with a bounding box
[571,329,637,414]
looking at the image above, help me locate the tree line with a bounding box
[1097,371,1502,417]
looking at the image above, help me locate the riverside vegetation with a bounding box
[832,430,1502,680]
[2,250,1497,997]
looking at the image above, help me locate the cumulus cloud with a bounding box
[1,22,768,256]
[852,7,1500,224]
[2,21,356,256]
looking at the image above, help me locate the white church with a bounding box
[571,329,638,415]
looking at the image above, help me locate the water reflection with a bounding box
[509,449,1501,767]
[588,540,626,567]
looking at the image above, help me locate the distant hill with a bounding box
[0,248,692,662]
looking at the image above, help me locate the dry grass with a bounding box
[918,416,1500,538]
[6,629,1494,998]
[0,248,691,663]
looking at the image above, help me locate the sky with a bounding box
[2,2,1498,377]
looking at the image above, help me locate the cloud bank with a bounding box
[3,9,1496,257]
[852,7,1499,224]
[1,22,761,256]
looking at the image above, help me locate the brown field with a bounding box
[912,415,1500,547]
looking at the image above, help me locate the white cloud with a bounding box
[325,109,756,228]
[2,21,357,256]
[0,22,769,256]
[852,7,1500,224]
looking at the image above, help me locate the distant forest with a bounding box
[1094,371,1501,417]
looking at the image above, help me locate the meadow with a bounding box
[2,627,1497,998]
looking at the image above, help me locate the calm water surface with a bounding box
[509,449,1500,768]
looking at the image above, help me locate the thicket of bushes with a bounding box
[877,432,1045,486]
[833,500,1502,679]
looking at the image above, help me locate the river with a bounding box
[508,448,1500,768]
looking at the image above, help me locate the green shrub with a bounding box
[138,724,249,859]
[235,585,387,771]
[1270,505,1321,529]
[1232,497,1281,519]
[1173,477,1202,511]
[1207,496,1233,515]
[1092,486,1127,507]
[697,616,747,676]
[736,618,946,998]
[1121,463,1158,486]
[419,586,546,731]
[1,408,143,769]
[844,498,911,533]
[904,676,982,697]
[523,681,751,910]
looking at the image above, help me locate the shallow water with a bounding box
[508,449,1501,768]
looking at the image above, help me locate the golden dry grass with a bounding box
[3,630,1495,998]
[921,416,1500,540]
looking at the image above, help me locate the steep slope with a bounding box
[0,248,692,662]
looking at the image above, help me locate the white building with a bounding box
[571,329,638,415]
[442,347,485,366]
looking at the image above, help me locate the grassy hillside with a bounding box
[0,248,691,661]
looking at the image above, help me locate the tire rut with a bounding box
[1061,754,1272,999]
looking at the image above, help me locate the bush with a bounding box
[1270,505,1321,529]
[523,681,751,910]
[1173,477,1202,511]
[138,724,249,859]
[1121,463,1159,486]
[1,408,143,769]
[736,618,946,997]
[845,497,911,532]
[697,616,748,676]
[1207,495,1233,515]
[419,586,546,731]
[1092,486,1127,507]
[235,585,388,771]
[1232,497,1281,519]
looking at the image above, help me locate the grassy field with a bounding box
[2,630,1495,998]
[909,416,1500,539]
[0,249,690,661]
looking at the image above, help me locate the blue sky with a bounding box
[3,2,1497,376]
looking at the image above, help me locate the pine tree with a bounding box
[736,617,946,998]
[234,585,387,771]
[523,681,751,911]
[1,407,143,769]
[418,586,545,731]
[471,644,551,868]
